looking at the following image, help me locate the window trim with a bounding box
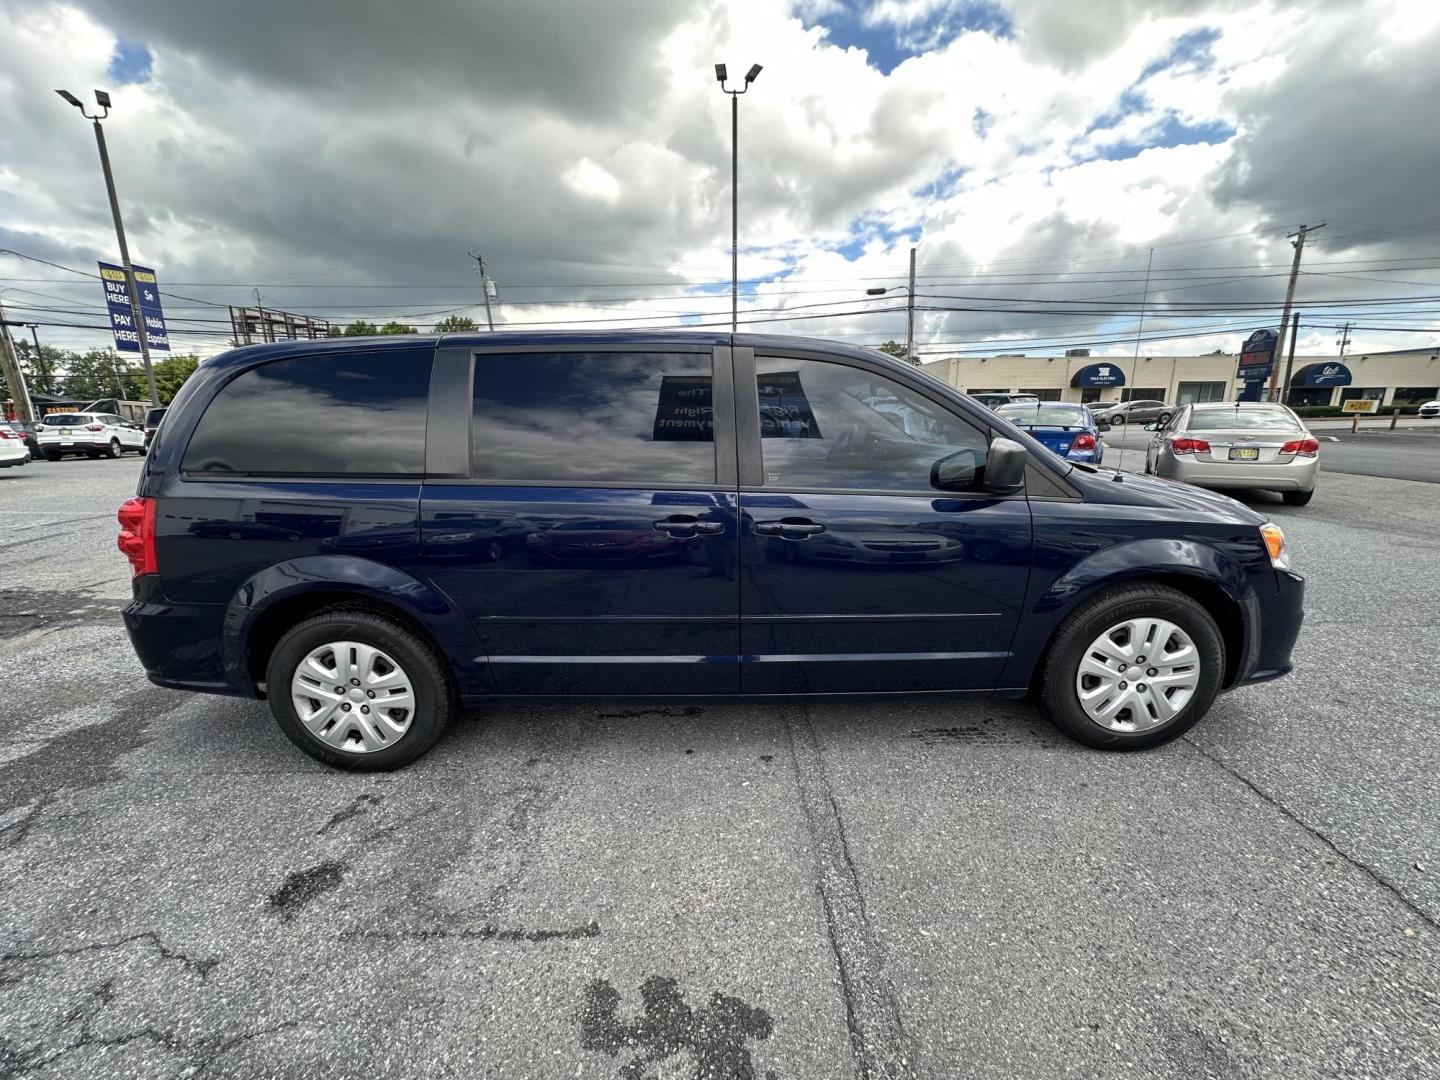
[458,342,733,489]
[737,347,1040,501]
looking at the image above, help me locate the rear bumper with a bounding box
[1231,569,1304,688]
[121,575,254,698]
[1164,457,1319,492]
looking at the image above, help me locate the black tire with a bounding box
[105,438,121,459]
[265,608,455,770]
[1039,583,1225,750]
[1282,489,1314,506]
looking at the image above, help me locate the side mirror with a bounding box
[1143,422,1159,432]
[983,437,1027,495]
[931,448,980,491]
[1096,419,1111,432]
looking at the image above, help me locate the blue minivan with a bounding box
[119,333,1303,769]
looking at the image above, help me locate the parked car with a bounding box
[0,423,30,469]
[2,419,41,459]
[1419,399,1440,419]
[1094,399,1171,426]
[143,407,167,451]
[1144,402,1319,506]
[119,333,1304,770]
[970,392,1040,411]
[36,411,146,459]
[994,401,1105,464]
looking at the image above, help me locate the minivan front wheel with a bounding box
[1039,583,1224,749]
[266,609,454,770]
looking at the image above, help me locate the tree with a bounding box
[434,315,478,333]
[341,320,379,336]
[377,321,417,335]
[877,340,920,365]
[151,354,201,404]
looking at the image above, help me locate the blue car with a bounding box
[995,401,1104,464]
[119,332,1303,769]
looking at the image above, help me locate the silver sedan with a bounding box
[1144,402,1320,506]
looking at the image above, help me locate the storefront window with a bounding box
[1393,386,1439,404]
[1285,387,1333,407]
[1122,387,1167,402]
[1339,387,1386,405]
[1176,381,1227,404]
[1019,387,1063,400]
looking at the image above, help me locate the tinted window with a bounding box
[472,351,715,485]
[183,349,432,476]
[41,414,87,426]
[755,357,989,493]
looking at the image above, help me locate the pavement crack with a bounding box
[782,702,914,1080]
[0,932,221,981]
[0,795,55,851]
[1184,736,1439,931]
[341,921,600,943]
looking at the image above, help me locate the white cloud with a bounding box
[0,0,1435,361]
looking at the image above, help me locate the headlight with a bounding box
[1260,522,1289,569]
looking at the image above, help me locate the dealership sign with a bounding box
[1071,362,1125,387]
[1291,362,1353,387]
[98,262,170,352]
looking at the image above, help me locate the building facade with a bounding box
[920,348,1440,408]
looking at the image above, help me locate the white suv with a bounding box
[36,412,146,460]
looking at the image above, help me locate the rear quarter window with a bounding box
[182,348,433,476]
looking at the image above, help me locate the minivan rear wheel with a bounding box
[265,609,454,770]
[1039,583,1224,749]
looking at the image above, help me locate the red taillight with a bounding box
[1281,437,1319,457]
[1070,432,1097,451]
[1171,437,1211,455]
[85,423,105,431]
[117,497,158,576]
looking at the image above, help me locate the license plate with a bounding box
[1228,447,1259,461]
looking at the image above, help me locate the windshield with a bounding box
[40,414,89,427]
[997,404,1087,426]
[1187,408,1302,432]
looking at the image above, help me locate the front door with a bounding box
[735,350,1033,694]
[421,343,741,695]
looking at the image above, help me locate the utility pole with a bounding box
[1280,312,1300,407]
[0,297,35,422]
[468,251,496,330]
[57,89,160,406]
[1267,222,1324,401]
[905,245,916,363]
[1336,320,1352,358]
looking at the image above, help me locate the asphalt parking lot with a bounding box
[2,455,1437,1079]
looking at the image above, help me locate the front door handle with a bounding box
[652,516,724,537]
[753,518,826,540]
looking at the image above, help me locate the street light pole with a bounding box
[865,246,919,363]
[57,89,160,406]
[715,63,763,333]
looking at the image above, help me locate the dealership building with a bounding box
[919,345,1440,408]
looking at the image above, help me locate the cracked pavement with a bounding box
[1,457,1437,1079]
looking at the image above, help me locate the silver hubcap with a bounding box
[290,640,415,753]
[1075,618,1200,732]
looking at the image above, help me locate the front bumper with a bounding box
[1231,569,1305,687]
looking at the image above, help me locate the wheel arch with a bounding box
[1018,539,1256,692]
[221,556,490,697]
